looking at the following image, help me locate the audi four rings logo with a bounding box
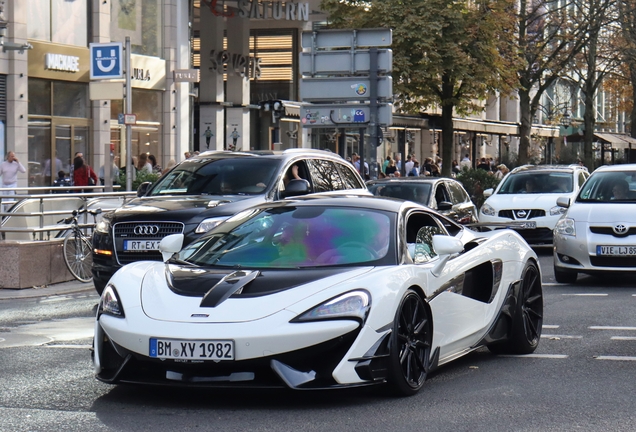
[613,224,628,235]
[134,225,160,235]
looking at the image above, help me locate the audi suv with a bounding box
[479,165,589,245]
[553,164,636,283]
[91,149,369,294]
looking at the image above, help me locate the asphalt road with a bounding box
[1,249,635,432]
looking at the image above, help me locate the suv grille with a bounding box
[114,222,184,265]
[498,209,546,220]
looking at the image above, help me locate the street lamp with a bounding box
[0,1,33,53]
[560,103,572,128]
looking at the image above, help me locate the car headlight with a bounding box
[99,284,125,318]
[555,217,576,236]
[550,205,567,216]
[481,203,496,216]
[195,216,229,234]
[291,290,371,324]
[95,218,111,234]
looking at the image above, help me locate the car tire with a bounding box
[554,267,577,284]
[387,289,432,396]
[488,261,543,355]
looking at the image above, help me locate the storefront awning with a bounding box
[594,133,636,148]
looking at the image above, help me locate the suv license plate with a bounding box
[596,246,636,256]
[124,240,160,251]
[150,338,234,361]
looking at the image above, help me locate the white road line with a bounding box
[611,336,636,341]
[543,283,563,287]
[500,354,568,359]
[562,293,608,297]
[542,325,560,329]
[595,356,636,361]
[541,334,583,339]
[589,326,636,331]
[44,344,92,349]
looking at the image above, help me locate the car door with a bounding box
[431,182,457,220]
[404,210,504,359]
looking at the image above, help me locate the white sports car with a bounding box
[94,195,543,395]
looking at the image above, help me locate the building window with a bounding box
[27,0,89,47]
[111,0,163,57]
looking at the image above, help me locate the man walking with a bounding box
[0,151,26,213]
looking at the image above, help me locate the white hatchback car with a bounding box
[553,164,636,283]
[480,165,590,245]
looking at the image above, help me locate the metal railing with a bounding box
[0,185,137,241]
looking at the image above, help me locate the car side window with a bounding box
[280,161,311,192]
[337,161,366,189]
[306,159,344,192]
[578,172,587,188]
[431,184,450,208]
[447,181,469,204]
[405,211,446,263]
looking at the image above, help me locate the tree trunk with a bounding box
[631,65,636,138]
[518,88,532,165]
[441,104,454,178]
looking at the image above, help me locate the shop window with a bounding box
[111,0,163,58]
[53,82,88,118]
[28,79,52,116]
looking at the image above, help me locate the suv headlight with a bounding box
[99,284,125,318]
[291,290,371,324]
[550,205,567,216]
[95,218,111,234]
[481,203,496,216]
[195,216,229,234]
[555,217,576,236]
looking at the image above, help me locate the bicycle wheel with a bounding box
[63,230,94,283]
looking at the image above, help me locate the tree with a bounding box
[515,0,590,166]
[617,0,636,137]
[320,0,518,177]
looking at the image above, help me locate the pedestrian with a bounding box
[460,153,471,170]
[0,151,26,213]
[98,156,121,185]
[477,157,491,171]
[404,155,414,174]
[495,164,509,180]
[229,128,240,150]
[137,153,153,173]
[385,158,397,176]
[203,126,214,149]
[184,151,191,160]
[452,160,460,176]
[72,155,98,192]
[382,155,392,174]
[148,154,162,173]
[408,161,420,177]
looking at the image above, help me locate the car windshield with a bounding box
[497,172,573,194]
[576,171,636,203]
[147,158,280,196]
[178,206,395,268]
[368,183,432,205]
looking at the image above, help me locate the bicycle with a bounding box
[59,208,102,283]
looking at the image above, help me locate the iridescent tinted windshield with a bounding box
[180,206,396,268]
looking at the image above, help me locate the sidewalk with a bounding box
[0,279,97,300]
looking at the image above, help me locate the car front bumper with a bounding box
[553,230,636,273]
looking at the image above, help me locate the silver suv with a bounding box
[91,149,369,293]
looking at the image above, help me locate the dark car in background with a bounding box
[367,177,478,225]
[91,149,369,294]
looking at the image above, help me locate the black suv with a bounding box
[92,149,369,293]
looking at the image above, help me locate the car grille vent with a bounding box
[590,226,636,237]
[590,256,636,268]
[114,222,184,265]
[498,209,546,220]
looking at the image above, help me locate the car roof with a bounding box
[509,164,587,174]
[592,164,636,173]
[273,193,428,214]
[366,177,449,185]
[195,149,345,163]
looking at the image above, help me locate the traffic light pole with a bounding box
[125,36,133,192]
[368,47,379,179]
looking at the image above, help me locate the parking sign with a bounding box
[90,43,123,79]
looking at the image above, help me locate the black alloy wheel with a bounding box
[490,261,543,354]
[388,289,432,396]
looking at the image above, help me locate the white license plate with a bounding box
[149,338,234,361]
[596,245,636,256]
[124,240,161,251]
[518,221,536,229]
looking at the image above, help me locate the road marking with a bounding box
[501,354,568,359]
[541,334,583,339]
[562,293,608,297]
[542,283,563,286]
[589,326,636,331]
[44,344,92,349]
[595,356,636,361]
[611,336,636,341]
[542,325,560,329]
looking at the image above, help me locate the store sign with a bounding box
[130,54,166,90]
[45,53,80,73]
[209,50,262,79]
[201,0,309,21]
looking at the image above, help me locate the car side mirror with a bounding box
[137,181,152,197]
[437,201,453,211]
[159,234,184,262]
[556,196,570,208]
[282,179,310,198]
[431,235,463,277]
[483,188,494,198]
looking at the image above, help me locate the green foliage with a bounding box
[456,168,501,209]
[118,169,161,191]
